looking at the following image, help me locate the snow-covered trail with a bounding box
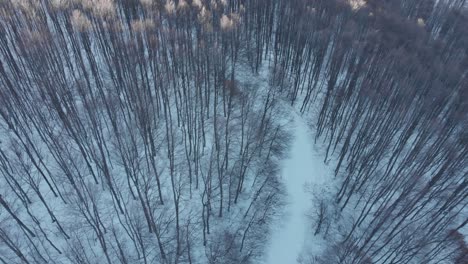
[265,113,326,264]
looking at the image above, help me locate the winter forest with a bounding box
[0,0,467,263]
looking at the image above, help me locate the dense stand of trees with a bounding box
[0,1,287,263]
[0,0,466,263]
[271,0,467,263]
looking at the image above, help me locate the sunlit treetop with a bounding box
[81,0,116,18]
[348,0,367,11]
[71,9,92,31]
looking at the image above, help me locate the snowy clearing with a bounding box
[265,110,329,264]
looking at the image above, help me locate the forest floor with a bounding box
[264,109,329,264]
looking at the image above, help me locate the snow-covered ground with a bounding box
[265,111,329,264]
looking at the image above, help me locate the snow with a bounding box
[265,111,328,264]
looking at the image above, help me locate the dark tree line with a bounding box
[0,0,466,263]
[270,0,467,263]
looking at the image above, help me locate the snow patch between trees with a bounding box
[265,110,330,264]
